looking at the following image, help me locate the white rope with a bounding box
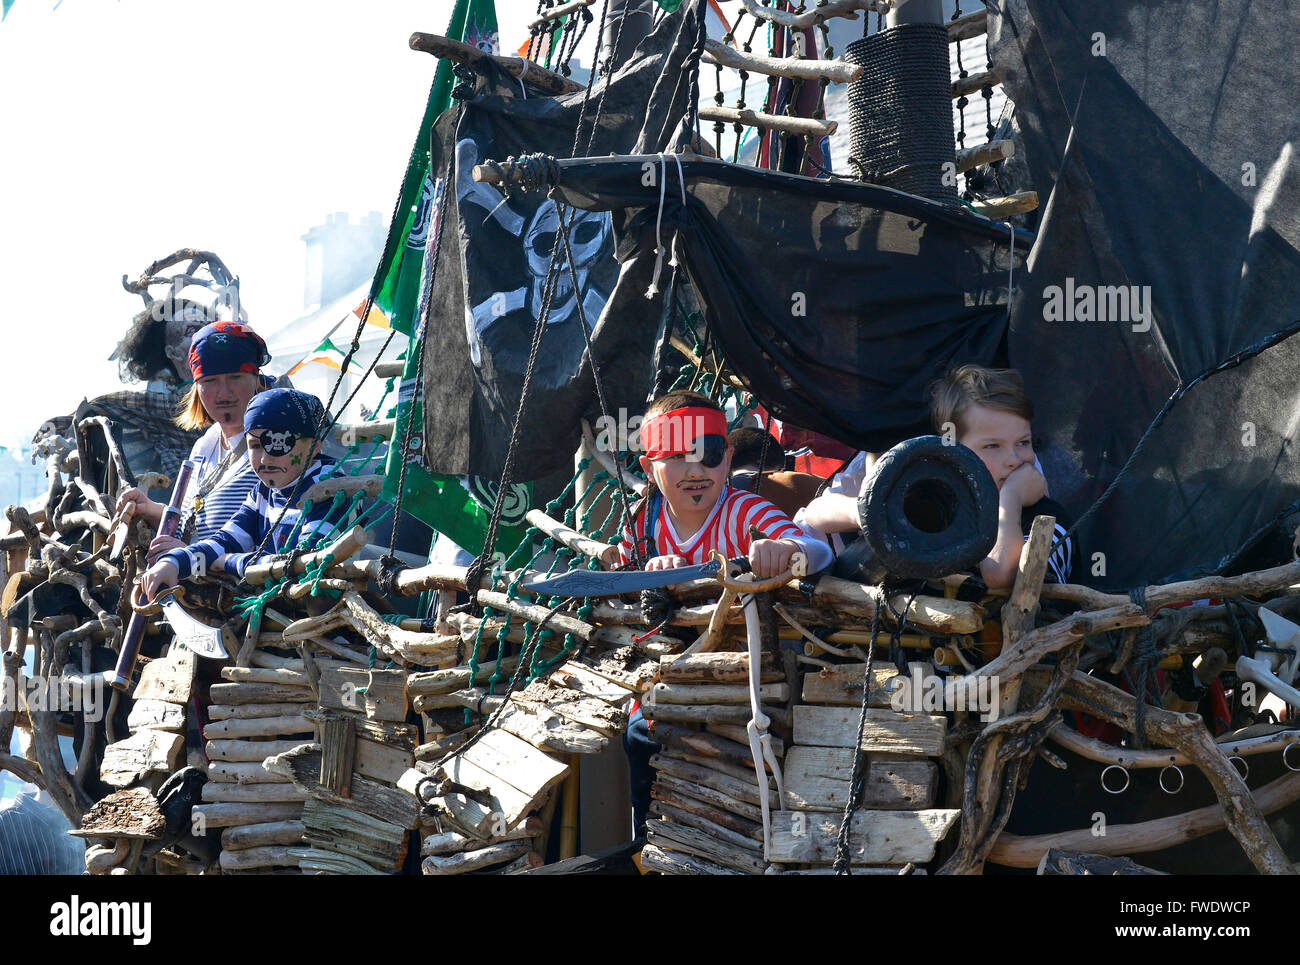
[645,154,690,297]
[645,154,670,298]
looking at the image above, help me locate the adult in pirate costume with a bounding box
[116,321,273,560]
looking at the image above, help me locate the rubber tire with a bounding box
[857,435,999,580]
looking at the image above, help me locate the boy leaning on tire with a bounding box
[796,365,1077,589]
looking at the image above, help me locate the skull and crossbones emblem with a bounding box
[259,430,297,456]
[454,138,613,367]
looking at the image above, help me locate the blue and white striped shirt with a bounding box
[164,457,344,581]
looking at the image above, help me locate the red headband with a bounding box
[640,406,728,460]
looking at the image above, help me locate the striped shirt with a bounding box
[164,457,343,581]
[1022,497,1076,585]
[184,425,260,542]
[618,485,833,572]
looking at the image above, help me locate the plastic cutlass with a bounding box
[520,557,747,598]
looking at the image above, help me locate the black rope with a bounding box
[553,209,640,559]
[466,188,573,610]
[833,582,921,874]
[833,603,881,875]
[569,0,608,158]
[375,555,410,598]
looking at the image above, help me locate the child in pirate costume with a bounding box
[116,321,272,560]
[618,391,831,837]
[617,391,832,576]
[140,388,341,599]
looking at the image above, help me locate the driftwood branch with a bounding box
[699,105,837,137]
[409,32,583,95]
[1042,669,1295,876]
[990,769,1300,868]
[703,39,864,84]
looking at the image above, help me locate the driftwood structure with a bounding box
[5,413,1299,876]
[4,0,1298,880]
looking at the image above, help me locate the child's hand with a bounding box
[645,554,688,572]
[1000,463,1047,509]
[145,534,186,565]
[141,560,180,601]
[749,538,797,579]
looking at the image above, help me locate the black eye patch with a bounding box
[690,434,727,468]
[258,430,298,456]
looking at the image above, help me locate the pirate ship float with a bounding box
[3,0,1300,875]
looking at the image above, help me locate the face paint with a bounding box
[290,453,302,466]
[258,430,298,456]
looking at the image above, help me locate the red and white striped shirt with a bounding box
[618,485,830,571]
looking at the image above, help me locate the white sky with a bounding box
[0,0,558,448]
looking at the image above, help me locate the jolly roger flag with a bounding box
[418,0,704,481]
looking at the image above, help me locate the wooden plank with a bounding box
[437,755,538,830]
[801,661,914,707]
[706,723,784,757]
[781,746,937,811]
[459,727,570,798]
[207,761,292,785]
[494,702,610,755]
[355,734,415,785]
[220,820,306,850]
[319,666,370,714]
[652,773,762,822]
[640,842,742,876]
[646,818,766,874]
[319,714,356,796]
[421,815,543,855]
[650,753,763,807]
[218,845,299,871]
[660,651,782,685]
[126,699,185,732]
[207,682,314,705]
[361,668,408,721]
[422,841,529,875]
[551,661,636,704]
[100,729,184,788]
[304,706,417,747]
[201,782,307,803]
[580,645,659,693]
[191,802,304,829]
[649,801,763,854]
[290,847,386,875]
[221,666,309,686]
[768,809,960,865]
[302,797,408,872]
[517,679,626,736]
[206,739,312,762]
[651,681,789,705]
[268,746,419,829]
[133,648,197,704]
[651,783,763,842]
[203,715,315,739]
[793,705,946,757]
[208,702,310,721]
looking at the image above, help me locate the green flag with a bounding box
[371,0,498,337]
[378,0,531,561]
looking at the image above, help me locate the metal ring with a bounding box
[1101,764,1130,794]
[1158,765,1184,795]
[1284,742,1300,772]
[1228,755,1249,780]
